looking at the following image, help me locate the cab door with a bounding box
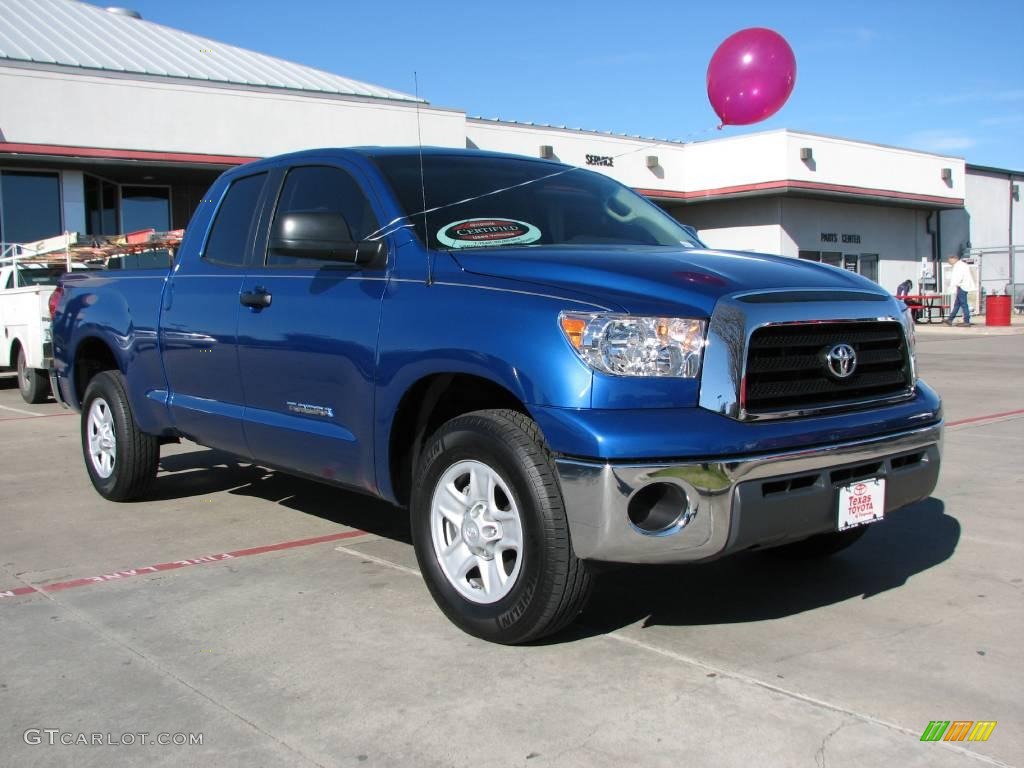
[160,170,268,457]
[235,162,388,492]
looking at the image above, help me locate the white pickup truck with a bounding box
[0,262,64,403]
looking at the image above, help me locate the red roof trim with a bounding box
[0,142,257,166]
[0,143,964,206]
[635,179,963,206]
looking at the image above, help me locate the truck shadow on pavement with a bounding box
[152,448,412,544]
[148,448,958,641]
[572,497,959,638]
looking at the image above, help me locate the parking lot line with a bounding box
[0,410,75,422]
[334,545,1011,767]
[335,544,422,577]
[0,529,368,600]
[0,402,46,417]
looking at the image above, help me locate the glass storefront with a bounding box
[121,186,171,233]
[0,170,62,244]
[85,175,120,235]
[799,250,879,283]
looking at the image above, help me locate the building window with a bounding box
[859,254,879,283]
[0,171,62,244]
[800,249,878,283]
[798,250,841,268]
[85,175,119,235]
[121,185,171,232]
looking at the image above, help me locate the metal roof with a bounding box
[0,0,420,102]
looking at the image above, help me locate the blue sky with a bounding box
[129,0,1024,169]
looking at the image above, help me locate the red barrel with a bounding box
[985,295,1011,326]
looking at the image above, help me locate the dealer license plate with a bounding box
[837,478,886,530]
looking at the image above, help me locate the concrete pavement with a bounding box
[1,334,1021,767]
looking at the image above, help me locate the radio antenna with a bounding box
[413,71,433,286]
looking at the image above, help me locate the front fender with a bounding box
[373,274,601,500]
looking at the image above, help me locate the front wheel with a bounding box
[17,347,49,404]
[411,409,592,644]
[81,371,160,501]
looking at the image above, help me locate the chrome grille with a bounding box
[743,321,912,414]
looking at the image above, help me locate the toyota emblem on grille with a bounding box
[825,343,857,379]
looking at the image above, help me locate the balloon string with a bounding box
[365,123,726,242]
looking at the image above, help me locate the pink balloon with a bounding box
[707,28,796,127]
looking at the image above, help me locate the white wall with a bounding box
[466,121,966,206]
[670,198,784,254]
[780,199,930,291]
[0,66,467,155]
[780,132,965,203]
[670,196,930,290]
[467,120,678,191]
[965,170,1015,249]
[959,169,1024,290]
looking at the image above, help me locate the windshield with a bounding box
[371,154,703,251]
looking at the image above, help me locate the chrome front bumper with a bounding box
[554,422,942,564]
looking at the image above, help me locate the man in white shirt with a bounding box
[944,253,976,326]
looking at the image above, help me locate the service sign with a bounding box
[437,218,542,249]
[838,478,886,530]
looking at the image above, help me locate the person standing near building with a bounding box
[944,253,976,326]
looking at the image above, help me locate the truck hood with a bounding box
[452,245,888,316]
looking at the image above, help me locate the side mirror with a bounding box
[269,212,384,267]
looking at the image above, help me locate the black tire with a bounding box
[411,409,592,644]
[17,346,49,404]
[763,525,869,559]
[80,371,160,501]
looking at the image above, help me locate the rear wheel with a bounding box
[763,525,869,559]
[81,371,160,501]
[411,409,592,644]
[17,346,49,404]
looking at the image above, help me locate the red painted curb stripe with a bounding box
[3,407,1017,599]
[1,529,367,599]
[1,586,38,597]
[947,409,1024,428]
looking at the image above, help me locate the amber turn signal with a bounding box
[559,316,587,348]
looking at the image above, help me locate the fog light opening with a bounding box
[628,482,689,534]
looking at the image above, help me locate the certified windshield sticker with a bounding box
[437,218,541,248]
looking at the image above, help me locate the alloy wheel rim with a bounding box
[87,398,117,479]
[429,459,524,604]
[17,352,29,394]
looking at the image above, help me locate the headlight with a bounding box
[900,306,918,382]
[559,312,707,378]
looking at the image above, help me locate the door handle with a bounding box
[240,288,272,309]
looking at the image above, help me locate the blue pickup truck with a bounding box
[51,148,942,643]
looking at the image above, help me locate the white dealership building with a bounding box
[1,0,1021,295]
